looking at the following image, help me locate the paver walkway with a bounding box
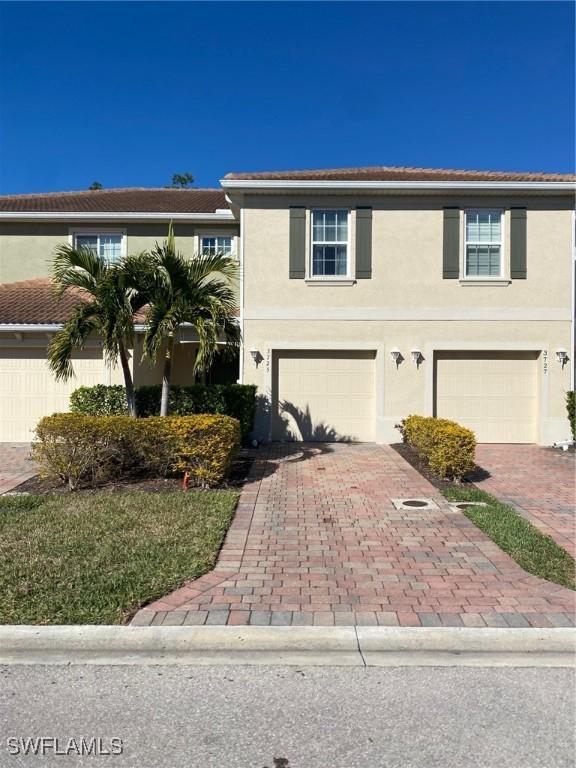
[0,443,36,494]
[474,445,575,555]
[133,443,575,628]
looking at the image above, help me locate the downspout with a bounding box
[571,207,575,391]
[238,205,245,384]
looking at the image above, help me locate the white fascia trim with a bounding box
[0,211,236,222]
[221,179,575,192]
[0,322,239,334]
[0,324,63,332]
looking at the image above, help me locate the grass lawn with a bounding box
[0,491,238,624]
[442,486,575,591]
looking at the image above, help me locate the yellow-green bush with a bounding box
[398,415,476,481]
[32,413,240,490]
[32,415,173,490]
[146,414,240,488]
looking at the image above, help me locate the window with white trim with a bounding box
[311,209,349,277]
[201,236,234,257]
[465,210,503,277]
[74,232,124,264]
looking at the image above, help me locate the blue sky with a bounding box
[0,1,573,194]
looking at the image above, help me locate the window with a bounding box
[465,210,503,277]
[201,236,234,257]
[311,209,349,277]
[73,232,124,264]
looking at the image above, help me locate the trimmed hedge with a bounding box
[32,413,240,490]
[567,391,575,440]
[69,384,128,416]
[147,415,240,487]
[398,414,476,481]
[70,383,256,439]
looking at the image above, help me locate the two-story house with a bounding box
[0,188,239,441]
[221,166,575,446]
[0,167,574,445]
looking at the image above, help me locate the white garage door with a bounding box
[272,350,376,442]
[435,351,538,443]
[0,346,104,442]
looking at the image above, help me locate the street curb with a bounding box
[0,626,574,667]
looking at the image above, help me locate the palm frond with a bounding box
[51,244,108,297]
[47,303,100,381]
[128,228,240,375]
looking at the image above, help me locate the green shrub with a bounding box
[398,414,476,481]
[70,383,256,439]
[566,391,575,440]
[70,384,128,415]
[136,384,256,439]
[31,413,240,490]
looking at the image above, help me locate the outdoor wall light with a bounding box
[556,348,568,367]
[410,348,423,365]
[249,347,260,363]
[390,347,402,363]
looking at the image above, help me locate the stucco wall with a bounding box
[242,195,573,315]
[0,222,239,282]
[242,318,572,445]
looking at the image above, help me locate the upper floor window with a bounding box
[201,235,234,257]
[73,231,124,264]
[465,210,503,277]
[311,209,349,277]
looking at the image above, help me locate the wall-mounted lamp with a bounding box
[410,348,423,366]
[249,347,264,367]
[556,348,568,368]
[390,347,404,369]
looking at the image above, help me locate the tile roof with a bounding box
[224,165,576,182]
[0,188,229,213]
[0,278,238,325]
[0,279,89,324]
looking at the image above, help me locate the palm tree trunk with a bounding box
[118,342,137,417]
[160,335,174,417]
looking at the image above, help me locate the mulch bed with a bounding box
[391,442,473,491]
[13,450,256,496]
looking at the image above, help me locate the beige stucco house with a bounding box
[1,167,575,444]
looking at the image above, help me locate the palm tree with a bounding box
[47,244,145,417]
[128,227,240,416]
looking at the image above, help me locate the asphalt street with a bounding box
[0,664,574,768]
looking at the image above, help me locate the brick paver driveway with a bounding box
[0,443,36,494]
[474,445,575,555]
[134,443,574,628]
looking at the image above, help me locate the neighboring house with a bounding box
[0,188,239,441]
[0,167,574,445]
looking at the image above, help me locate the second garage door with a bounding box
[435,351,538,443]
[272,350,376,442]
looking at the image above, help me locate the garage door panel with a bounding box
[435,352,538,443]
[273,350,375,442]
[0,347,104,442]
